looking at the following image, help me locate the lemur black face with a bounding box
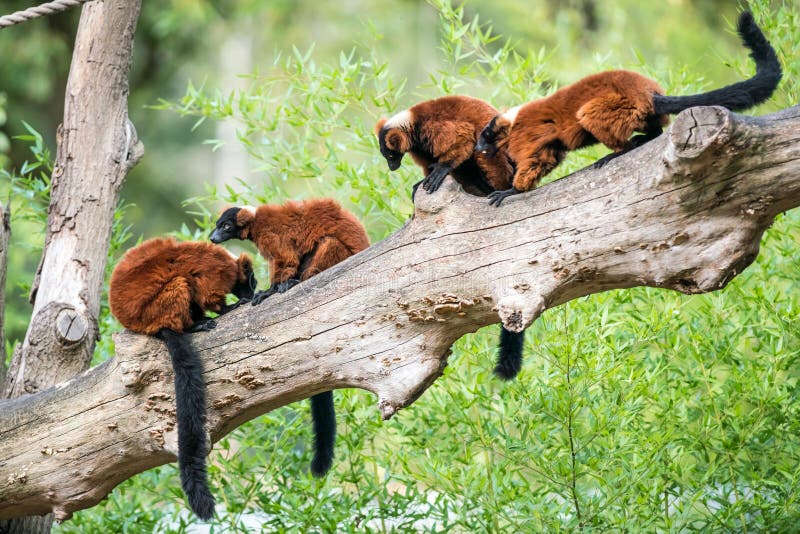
[382,149,404,171]
[210,207,242,244]
[475,117,499,157]
[378,129,404,171]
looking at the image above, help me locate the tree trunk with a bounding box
[1,105,798,522]
[3,0,143,399]
[0,1,143,532]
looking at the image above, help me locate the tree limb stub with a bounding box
[1,105,799,521]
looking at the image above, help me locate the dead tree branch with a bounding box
[0,105,798,521]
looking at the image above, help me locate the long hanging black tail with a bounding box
[653,12,781,115]
[494,327,525,381]
[157,329,215,521]
[309,391,336,477]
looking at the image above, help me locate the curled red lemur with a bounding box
[375,95,514,197]
[475,12,782,207]
[210,198,370,477]
[109,237,257,520]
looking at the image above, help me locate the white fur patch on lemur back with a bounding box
[502,105,522,125]
[240,205,256,216]
[385,109,412,129]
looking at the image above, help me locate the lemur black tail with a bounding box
[309,391,336,477]
[494,327,525,381]
[653,12,781,115]
[157,329,215,521]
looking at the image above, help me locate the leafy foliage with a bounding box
[4,0,793,531]
[1,121,53,347]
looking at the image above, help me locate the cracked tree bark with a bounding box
[0,104,798,522]
[0,1,142,532]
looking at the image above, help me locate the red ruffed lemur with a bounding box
[109,237,257,521]
[210,198,371,478]
[375,97,527,381]
[375,95,515,197]
[475,11,782,207]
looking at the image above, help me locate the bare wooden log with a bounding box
[0,105,799,521]
[2,0,143,399]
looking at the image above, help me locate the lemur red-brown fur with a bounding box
[486,71,667,195]
[477,12,782,207]
[375,95,514,196]
[211,199,370,300]
[110,237,254,335]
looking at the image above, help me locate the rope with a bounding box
[0,0,93,29]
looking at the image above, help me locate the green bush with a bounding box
[47,0,800,531]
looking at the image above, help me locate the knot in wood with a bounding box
[120,363,142,389]
[55,308,88,346]
[669,106,729,159]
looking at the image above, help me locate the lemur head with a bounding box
[375,110,413,171]
[210,206,256,244]
[232,254,257,300]
[475,107,517,157]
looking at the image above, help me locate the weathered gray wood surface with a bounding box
[1,105,798,521]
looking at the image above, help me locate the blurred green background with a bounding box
[2,0,800,531]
